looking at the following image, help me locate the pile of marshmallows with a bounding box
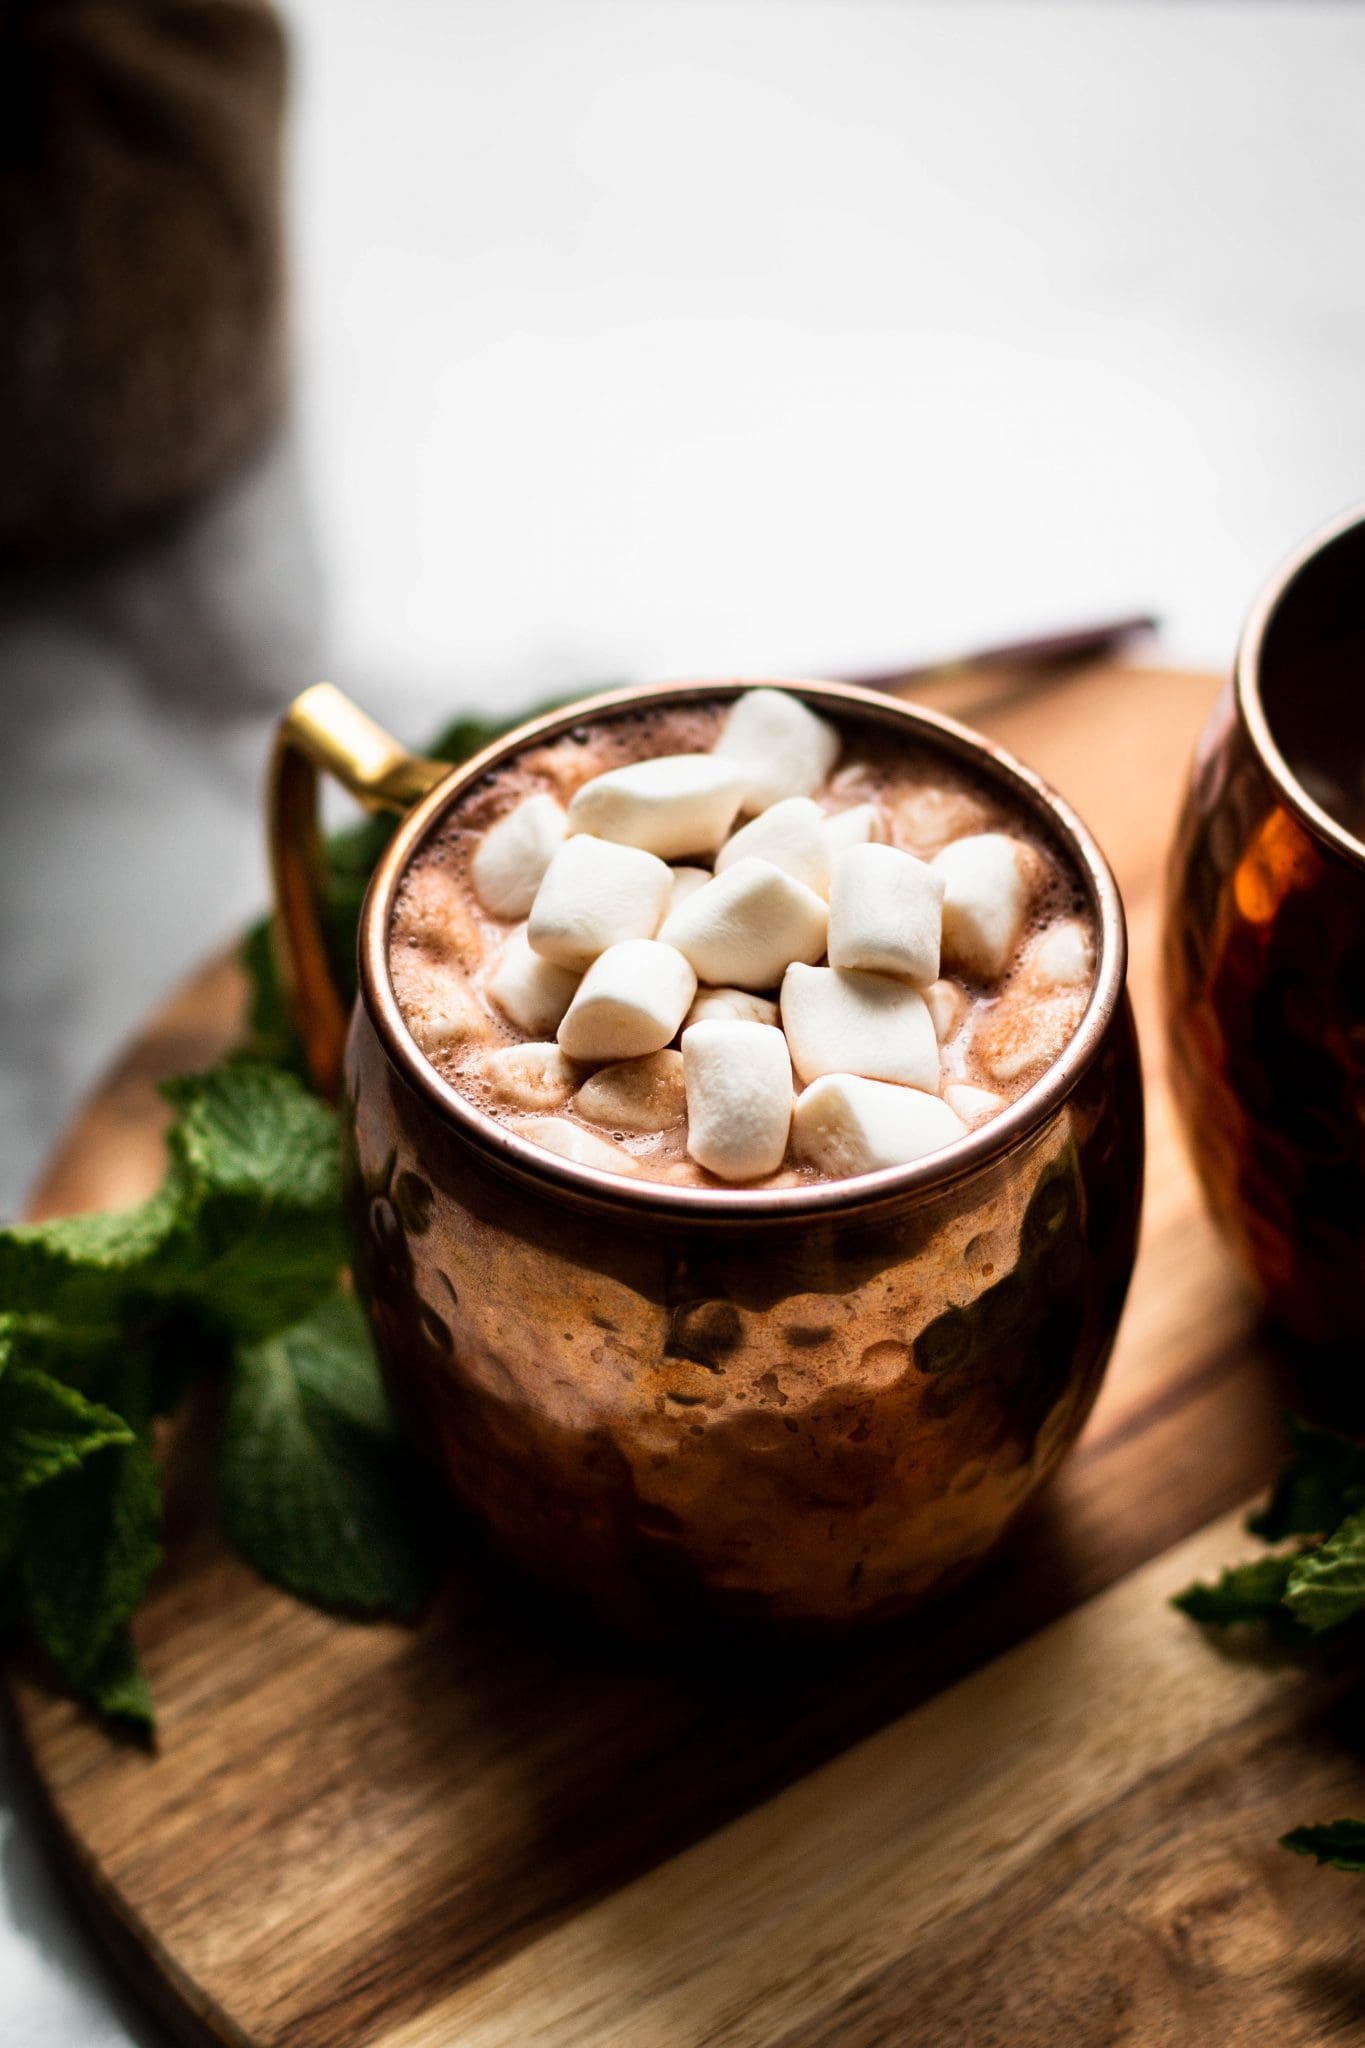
[456,689,1083,1185]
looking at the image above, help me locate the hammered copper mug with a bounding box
[1166,505,1365,1347]
[270,678,1143,1631]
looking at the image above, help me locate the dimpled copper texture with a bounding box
[348,681,1142,1632]
[1165,507,1365,1348]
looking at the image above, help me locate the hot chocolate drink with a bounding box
[388,688,1097,1186]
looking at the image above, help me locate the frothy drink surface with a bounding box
[388,695,1096,1187]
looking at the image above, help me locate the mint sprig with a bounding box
[1175,1415,1365,1869]
[0,697,586,1730]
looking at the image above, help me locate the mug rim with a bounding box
[1236,499,1365,873]
[358,678,1128,1220]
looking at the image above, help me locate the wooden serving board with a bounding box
[10,664,1365,2048]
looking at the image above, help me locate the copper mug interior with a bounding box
[273,679,1144,1633]
[1165,507,1365,1348]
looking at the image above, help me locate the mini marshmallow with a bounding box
[682,1021,793,1182]
[1025,918,1093,991]
[894,785,990,854]
[487,925,581,1037]
[683,986,780,1030]
[471,793,567,920]
[474,1042,579,1113]
[567,754,747,859]
[822,802,885,856]
[794,1074,967,1176]
[514,1117,637,1176]
[392,862,484,967]
[392,959,492,1056]
[714,688,840,813]
[934,833,1037,981]
[826,842,944,984]
[922,978,968,1043]
[668,866,712,913]
[557,939,697,1061]
[973,991,1084,1085]
[527,834,671,970]
[944,1081,1004,1125]
[576,1049,686,1132]
[781,963,940,1091]
[714,797,830,895]
[660,858,828,991]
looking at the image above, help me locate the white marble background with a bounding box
[3,3,1364,2040]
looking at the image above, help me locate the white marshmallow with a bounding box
[576,1049,686,1132]
[973,992,1083,1085]
[682,1021,793,1182]
[794,1074,968,1176]
[514,1118,637,1176]
[527,834,671,970]
[826,842,944,984]
[556,939,697,1061]
[714,797,830,895]
[934,833,1037,981]
[393,959,492,1056]
[668,866,712,913]
[567,754,747,859]
[487,925,581,1036]
[714,688,840,813]
[894,784,990,854]
[822,802,885,855]
[944,1081,1004,1125]
[781,963,940,1091]
[1025,918,1093,991]
[683,986,780,1030]
[922,978,968,1043]
[470,793,567,920]
[660,858,828,991]
[474,1041,579,1113]
[392,863,483,967]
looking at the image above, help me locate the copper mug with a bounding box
[1165,506,1365,1349]
[270,679,1143,1630]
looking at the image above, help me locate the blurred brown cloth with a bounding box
[0,0,287,554]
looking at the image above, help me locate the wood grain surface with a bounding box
[9,663,1365,2048]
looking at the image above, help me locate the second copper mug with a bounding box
[271,679,1144,1631]
[1166,505,1365,1348]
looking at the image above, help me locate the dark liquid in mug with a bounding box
[1262,581,1365,845]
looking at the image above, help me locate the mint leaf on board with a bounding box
[1247,1419,1365,1543]
[19,1430,161,1690]
[0,1060,352,1723]
[1284,1507,1365,1635]
[0,1366,134,1495]
[77,1626,155,1732]
[3,690,595,1725]
[1172,1554,1297,1625]
[160,1063,346,1341]
[219,1291,437,1620]
[1281,1820,1365,1872]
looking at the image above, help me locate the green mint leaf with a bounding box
[159,1062,348,1340]
[1284,1508,1365,1634]
[1281,1819,1365,1871]
[19,1430,161,1686]
[0,1182,187,1326]
[1172,1553,1296,1624]
[219,1292,437,1620]
[0,1366,134,1495]
[1248,1419,1365,1542]
[77,1626,155,1732]
[162,1060,341,1214]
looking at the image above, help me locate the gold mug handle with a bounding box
[269,683,447,1098]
